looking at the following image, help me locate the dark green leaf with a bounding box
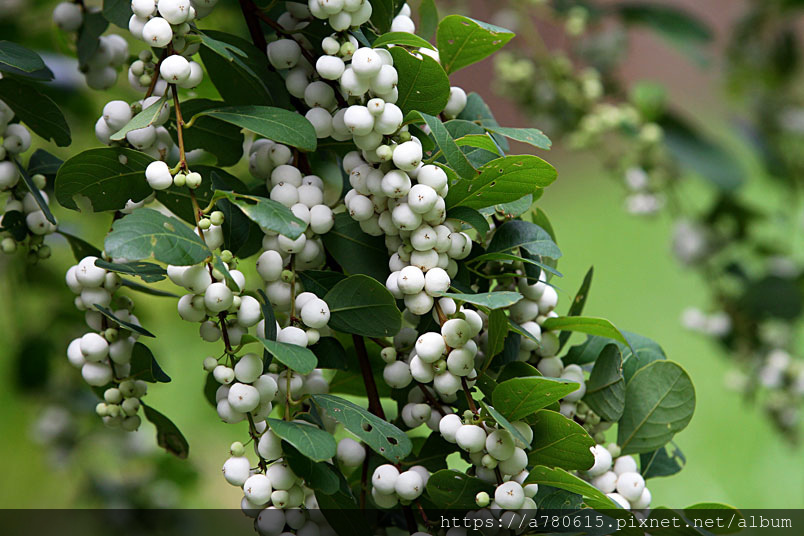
[405,432,452,471]
[479,400,530,447]
[528,410,595,471]
[310,337,348,370]
[121,278,179,298]
[390,46,450,116]
[434,291,522,310]
[267,419,336,462]
[0,210,26,241]
[418,0,439,41]
[257,289,278,341]
[211,255,240,293]
[542,316,629,347]
[445,155,556,210]
[493,377,580,421]
[246,336,317,375]
[0,41,52,79]
[129,342,171,383]
[325,275,402,338]
[94,304,155,338]
[322,214,389,282]
[104,208,211,266]
[95,259,167,283]
[178,99,244,167]
[59,231,101,261]
[77,11,109,67]
[436,15,515,74]
[194,106,316,152]
[416,112,476,179]
[27,149,63,177]
[640,444,686,480]
[483,309,508,369]
[370,0,405,33]
[372,32,436,50]
[55,148,154,212]
[102,0,132,28]
[524,466,615,510]
[216,191,306,240]
[559,267,594,349]
[426,470,494,509]
[283,443,340,494]
[458,92,509,151]
[298,270,346,298]
[497,361,541,383]
[584,344,626,422]
[14,159,56,225]
[618,361,695,454]
[487,219,562,259]
[0,78,70,146]
[142,403,189,459]
[682,504,743,534]
[311,394,412,463]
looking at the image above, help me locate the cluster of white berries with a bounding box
[53,3,129,90]
[96,91,177,164]
[65,256,146,431]
[370,463,430,507]
[0,105,57,256]
[586,444,652,510]
[249,139,335,278]
[307,0,373,31]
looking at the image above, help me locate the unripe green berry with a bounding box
[104,328,119,342]
[230,441,245,456]
[95,402,109,417]
[198,217,211,230]
[203,356,218,371]
[121,397,140,416]
[173,172,187,187]
[397,131,412,143]
[1,238,17,254]
[210,211,224,226]
[211,268,224,281]
[107,404,122,418]
[37,245,51,259]
[476,491,490,507]
[376,145,393,161]
[119,379,136,397]
[339,42,356,58]
[104,387,123,404]
[185,172,202,189]
[281,269,294,283]
[138,74,152,87]
[433,359,446,373]
[220,250,233,263]
[29,235,44,246]
[138,50,152,62]
[32,174,46,189]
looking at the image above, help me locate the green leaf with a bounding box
[0,41,53,79]
[458,92,509,151]
[485,126,551,150]
[178,99,244,167]
[370,0,405,33]
[618,361,696,454]
[426,470,494,509]
[434,291,522,310]
[59,231,101,261]
[211,255,240,293]
[479,401,530,447]
[316,481,370,534]
[94,304,155,338]
[298,270,346,298]
[418,0,439,41]
[616,3,712,60]
[524,466,615,510]
[142,403,189,459]
[390,46,450,116]
[14,159,57,225]
[563,331,666,379]
[0,211,26,241]
[324,275,402,338]
[55,148,154,212]
[104,208,211,266]
[95,259,167,283]
[0,78,70,146]
[283,443,340,495]
[102,0,132,28]
[416,112,476,179]
[445,155,557,210]
[447,206,489,236]
[528,410,595,471]
[110,95,167,141]
[77,11,109,67]
[310,337,348,370]
[487,219,562,259]
[542,316,629,347]
[559,267,594,350]
[372,32,436,50]
[454,133,503,155]
[193,106,317,152]
[436,15,515,74]
[28,149,63,177]
[584,344,626,422]
[216,191,306,240]
[470,251,562,278]
[266,419,336,462]
[484,309,508,368]
[129,342,171,383]
[405,433,453,471]
[661,113,744,191]
[640,444,686,480]
[493,377,580,421]
[497,361,541,383]
[311,394,412,463]
[121,279,179,298]
[256,290,278,341]
[199,31,288,108]
[246,336,317,375]
[322,213,389,282]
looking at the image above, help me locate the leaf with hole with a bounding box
[311,394,411,462]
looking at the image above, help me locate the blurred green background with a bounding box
[1,0,802,510]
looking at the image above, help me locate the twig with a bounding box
[353,334,385,419]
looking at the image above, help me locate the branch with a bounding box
[353,334,385,419]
